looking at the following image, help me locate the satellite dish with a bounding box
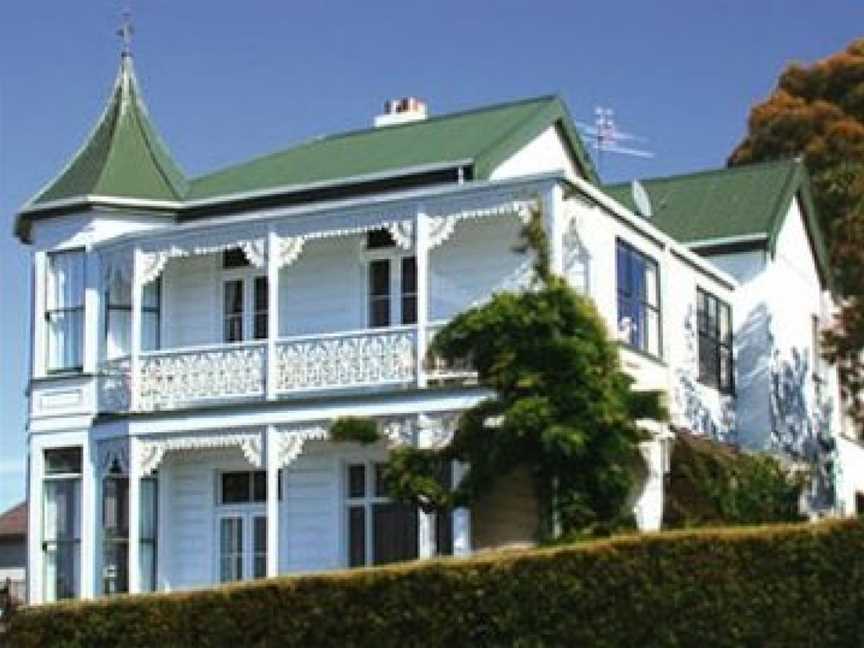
[631,180,653,219]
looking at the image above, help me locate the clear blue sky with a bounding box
[0,1,861,511]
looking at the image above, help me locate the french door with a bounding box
[218,512,267,582]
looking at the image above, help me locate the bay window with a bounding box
[616,240,661,357]
[101,469,158,595]
[43,448,82,601]
[46,250,85,372]
[105,276,160,358]
[697,288,734,393]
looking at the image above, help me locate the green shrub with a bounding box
[9,519,864,647]
[664,431,806,528]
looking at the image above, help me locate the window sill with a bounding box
[617,342,666,367]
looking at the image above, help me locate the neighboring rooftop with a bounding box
[0,503,26,539]
[604,158,830,286]
[604,159,805,245]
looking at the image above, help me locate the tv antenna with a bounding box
[576,107,654,175]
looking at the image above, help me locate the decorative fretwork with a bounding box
[98,437,130,477]
[99,356,132,412]
[271,424,329,468]
[275,328,417,393]
[138,342,266,411]
[139,429,264,476]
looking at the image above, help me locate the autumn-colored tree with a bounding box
[729,38,864,434]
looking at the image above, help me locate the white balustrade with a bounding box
[137,341,267,411]
[276,327,417,393]
[425,322,476,381]
[96,326,479,413]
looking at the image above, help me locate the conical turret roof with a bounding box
[25,53,186,211]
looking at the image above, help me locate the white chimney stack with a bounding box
[374,97,428,127]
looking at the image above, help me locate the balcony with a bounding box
[99,323,474,413]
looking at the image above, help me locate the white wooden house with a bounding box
[16,52,854,605]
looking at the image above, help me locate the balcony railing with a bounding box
[98,324,475,413]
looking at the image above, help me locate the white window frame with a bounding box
[362,244,416,329]
[213,469,276,583]
[220,268,268,343]
[343,460,394,567]
[45,248,86,373]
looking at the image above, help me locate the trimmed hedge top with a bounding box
[8,519,864,647]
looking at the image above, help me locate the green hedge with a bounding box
[9,519,864,647]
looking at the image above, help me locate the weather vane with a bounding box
[117,9,134,56]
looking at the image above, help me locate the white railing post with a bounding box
[130,247,143,411]
[415,208,429,388]
[127,436,141,594]
[265,425,280,577]
[544,183,565,276]
[266,231,280,400]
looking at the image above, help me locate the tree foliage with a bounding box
[339,209,668,538]
[663,431,806,528]
[729,38,864,432]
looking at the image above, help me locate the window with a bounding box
[43,448,82,601]
[100,471,158,595]
[616,240,661,357]
[46,250,85,372]
[222,250,268,343]
[223,280,244,342]
[346,462,417,567]
[105,277,160,358]
[365,230,416,328]
[219,471,280,504]
[368,260,391,328]
[217,470,273,583]
[697,288,734,393]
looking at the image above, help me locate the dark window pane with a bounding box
[401,257,417,294]
[254,276,268,339]
[370,298,390,328]
[372,502,418,565]
[103,477,129,537]
[369,260,390,296]
[436,511,454,556]
[45,448,82,475]
[253,471,267,503]
[348,464,366,499]
[223,248,250,268]
[367,229,396,249]
[348,506,366,567]
[221,472,250,504]
[374,463,389,498]
[224,280,244,342]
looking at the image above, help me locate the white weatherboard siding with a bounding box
[429,216,526,320]
[281,441,345,573]
[491,126,578,181]
[162,255,219,348]
[280,236,365,336]
[837,436,864,515]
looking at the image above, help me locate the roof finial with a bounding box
[117,9,134,57]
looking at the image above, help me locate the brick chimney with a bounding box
[374,97,428,127]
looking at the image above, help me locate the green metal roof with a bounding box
[604,159,831,287]
[186,94,598,201]
[27,54,187,208]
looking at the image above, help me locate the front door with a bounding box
[218,512,266,583]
